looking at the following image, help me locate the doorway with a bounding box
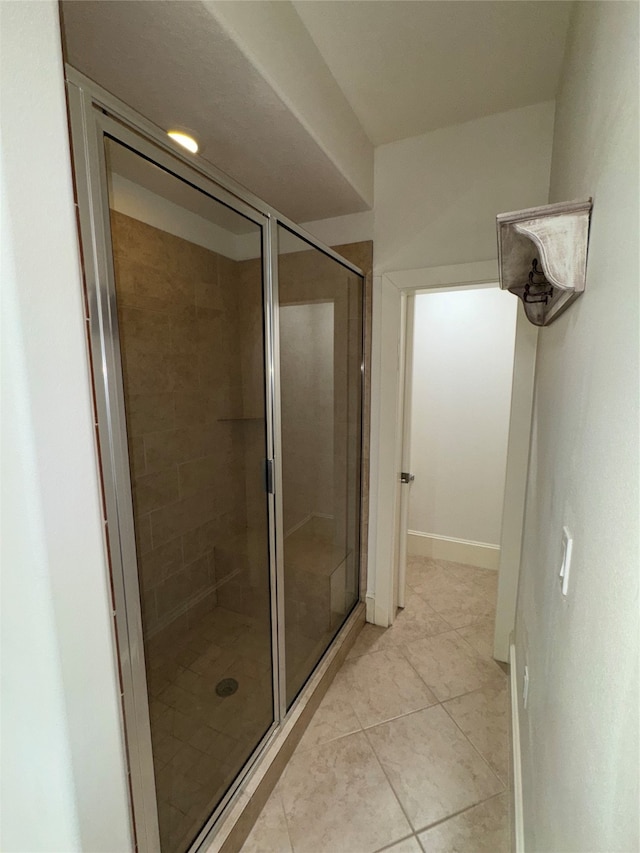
[397,286,517,646]
[369,264,538,662]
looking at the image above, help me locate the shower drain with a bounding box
[215,677,239,698]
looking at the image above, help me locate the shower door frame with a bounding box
[65,66,366,853]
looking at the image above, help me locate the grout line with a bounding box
[263,787,296,853]
[413,790,507,837]
[372,832,420,852]
[361,724,418,838]
[394,642,442,697]
[361,702,443,733]
[439,698,508,790]
[253,572,507,851]
[292,717,364,754]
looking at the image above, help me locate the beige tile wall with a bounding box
[111,211,255,638]
[279,301,335,534]
[277,241,373,591]
[331,242,373,599]
[274,241,372,698]
[110,214,372,644]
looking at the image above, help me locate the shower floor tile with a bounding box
[147,603,274,853]
[240,558,511,853]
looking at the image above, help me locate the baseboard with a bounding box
[510,642,525,853]
[407,530,500,570]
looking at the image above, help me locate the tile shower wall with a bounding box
[276,247,360,549]
[110,211,250,640]
[110,218,372,641]
[212,258,269,619]
[208,240,373,574]
[275,238,367,701]
[331,242,373,602]
[279,301,335,534]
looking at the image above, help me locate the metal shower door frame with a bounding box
[65,66,365,853]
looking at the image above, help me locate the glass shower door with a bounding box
[104,138,274,852]
[277,225,363,706]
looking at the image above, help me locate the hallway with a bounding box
[241,557,510,853]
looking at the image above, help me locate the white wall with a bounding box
[0,3,132,851]
[368,104,555,621]
[374,101,555,274]
[409,287,517,546]
[301,210,374,248]
[515,3,639,851]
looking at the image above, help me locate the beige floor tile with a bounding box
[405,559,451,595]
[421,580,496,630]
[416,793,509,853]
[377,836,423,853]
[347,595,450,660]
[296,670,361,751]
[442,683,510,783]
[348,623,391,659]
[441,559,495,587]
[341,648,438,728]
[278,731,412,853]
[402,631,506,701]
[455,617,496,660]
[366,706,504,832]
[469,570,499,601]
[240,793,293,853]
[381,595,453,647]
[441,560,500,604]
[405,562,496,630]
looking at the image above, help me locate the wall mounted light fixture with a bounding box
[496,198,593,326]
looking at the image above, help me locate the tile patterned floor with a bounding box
[241,556,511,853]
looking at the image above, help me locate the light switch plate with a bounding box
[560,526,573,596]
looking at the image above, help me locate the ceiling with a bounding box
[61,1,572,223]
[61,0,370,223]
[293,0,572,146]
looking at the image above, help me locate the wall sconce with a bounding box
[496,199,593,326]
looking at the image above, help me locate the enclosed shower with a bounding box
[67,71,365,852]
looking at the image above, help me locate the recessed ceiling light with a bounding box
[167,130,199,154]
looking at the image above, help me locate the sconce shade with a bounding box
[497,199,592,326]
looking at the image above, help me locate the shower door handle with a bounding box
[264,458,275,494]
[400,472,415,484]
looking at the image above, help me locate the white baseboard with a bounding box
[510,642,525,853]
[407,530,500,570]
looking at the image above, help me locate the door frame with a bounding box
[393,292,415,613]
[367,261,538,661]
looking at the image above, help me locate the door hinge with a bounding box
[400,472,415,484]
